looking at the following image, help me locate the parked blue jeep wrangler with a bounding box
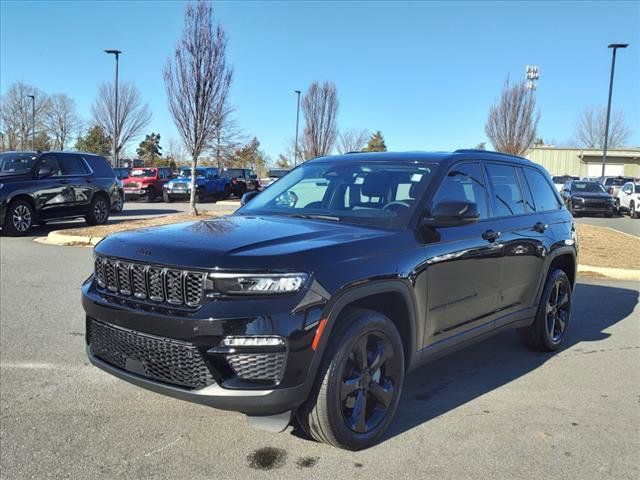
[162,167,231,202]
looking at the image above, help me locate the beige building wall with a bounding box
[526,146,640,178]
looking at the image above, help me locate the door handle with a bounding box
[482,229,501,242]
[533,222,548,233]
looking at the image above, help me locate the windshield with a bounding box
[113,168,131,180]
[635,185,640,194]
[238,161,438,229]
[572,182,606,193]
[0,152,38,175]
[179,169,207,178]
[225,169,244,178]
[130,169,156,177]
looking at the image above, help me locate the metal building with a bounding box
[526,146,640,178]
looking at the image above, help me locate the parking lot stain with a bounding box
[247,447,287,470]
[571,422,579,426]
[354,463,363,468]
[295,456,319,468]
[413,379,452,401]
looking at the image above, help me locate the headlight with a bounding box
[206,272,308,295]
[573,196,585,202]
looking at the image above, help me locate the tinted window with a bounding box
[571,181,606,193]
[431,163,489,219]
[38,154,63,176]
[85,155,114,177]
[60,155,89,175]
[522,167,561,212]
[486,164,526,216]
[0,152,38,175]
[517,168,535,211]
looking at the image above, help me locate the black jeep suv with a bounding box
[83,150,577,450]
[1,151,119,235]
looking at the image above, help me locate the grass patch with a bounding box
[577,224,640,270]
[57,211,226,238]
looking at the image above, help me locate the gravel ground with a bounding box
[1,222,639,480]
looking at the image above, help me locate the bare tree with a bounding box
[164,0,233,214]
[337,128,369,154]
[45,93,80,150]
[91,81,151,161]
[574,106,631,150]
[211,103,244,169]
[485,78,540,156]
[301,81,339,160]
[0,82,49,150]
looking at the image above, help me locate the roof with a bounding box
[307,149,534,166]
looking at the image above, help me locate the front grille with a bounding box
[226,352,287,382]
[124,182,139,188]
[87,319,215,389]
[584,198,607,206]
[94,256,206,308]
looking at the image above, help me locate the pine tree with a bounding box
[136,133,163,165]
[363,131,387,152]
[75,125,111,156]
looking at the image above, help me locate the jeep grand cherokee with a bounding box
[82,150,577,450]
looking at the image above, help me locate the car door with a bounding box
[485,163,553,325]
[32,154,72,218]
[423,162,503,343]
[59,153,93,213]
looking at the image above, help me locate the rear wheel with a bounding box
[223,184,231,200]
[163,192,173,203]
[112,192,124,213]
[518,269,572,351]
[85,195,110,226]
[195,187,205,203]
[4,200,34,236]
[296,309,405,450]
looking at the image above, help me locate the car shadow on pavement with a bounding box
[114,208,182,217]
[379,281,639,442]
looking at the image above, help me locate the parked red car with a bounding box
[123,167,173,202]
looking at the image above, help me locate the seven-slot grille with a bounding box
[87,319,215,389]
[94,256,206,307]
[584,197,607,206]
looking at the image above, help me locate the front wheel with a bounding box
[296,309,405,450]
[85,195,110,226]
[163,192,173,203]
[223,184,231,200]
[518,269,572,351]
[630,201,638,219]
[146,187,157,203]
[4,200,34,236]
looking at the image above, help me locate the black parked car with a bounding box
[223,167,260,197]
[83,150,577,450]
[560,180,614,217]
[1,151,119,235]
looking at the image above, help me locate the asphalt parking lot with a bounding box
[1,216,638,480]
[575,214,639,237]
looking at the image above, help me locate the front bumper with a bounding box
[124,188,147,197]
[572,203,614,215]
[82,279,323,415]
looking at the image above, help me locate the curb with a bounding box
[577,264,640,282]
[35,231,102,247]
[216,200,240,206]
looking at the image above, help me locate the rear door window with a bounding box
[485,163,527,217]
[38,154,63,177]
[60,154,89,175]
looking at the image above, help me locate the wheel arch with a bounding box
[533,247,577,308]
[7,193,36,211]
[92,190,111,208]
[317,280,419,369]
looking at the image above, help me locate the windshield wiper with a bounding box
[287,213,341,222]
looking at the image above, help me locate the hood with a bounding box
[95,214,399,270]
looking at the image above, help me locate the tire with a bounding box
[85,195,110,226]
[296,309,405,450]
[630,201,638,219]
[604,212,613,218]
[146,187,157,203]
[3,199,34,236]
[112,192,124,213]
[163,192,173,203]
[236,184,246,199]
[518,269,572,352]
[195,187,205,203]
[223,184,231,200]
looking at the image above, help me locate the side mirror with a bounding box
[424,201,479,227]
[250,174,258,180]
[240,190,260,206]
[37,166,53,178]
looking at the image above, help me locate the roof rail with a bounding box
[453,149,529,160]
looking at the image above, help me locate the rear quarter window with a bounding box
[522,167,562,212]
[85,155,115,177]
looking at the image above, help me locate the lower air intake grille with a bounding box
[226,352,286,382]
[87,319,215,389]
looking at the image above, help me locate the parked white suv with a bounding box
[618,181,640,219]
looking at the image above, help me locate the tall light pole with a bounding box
[601,43,628,181]
[294,90,301,166]
[104,49,121,167]
[525,65,540,90]
[26,94,35,151]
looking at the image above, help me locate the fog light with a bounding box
[221,336,286,347]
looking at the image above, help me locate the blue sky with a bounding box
[1,1,639,161]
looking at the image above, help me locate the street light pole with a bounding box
[27,94,35,151]
[294,90,301,166]
[104,49,122,167]
[601,43,628,181]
